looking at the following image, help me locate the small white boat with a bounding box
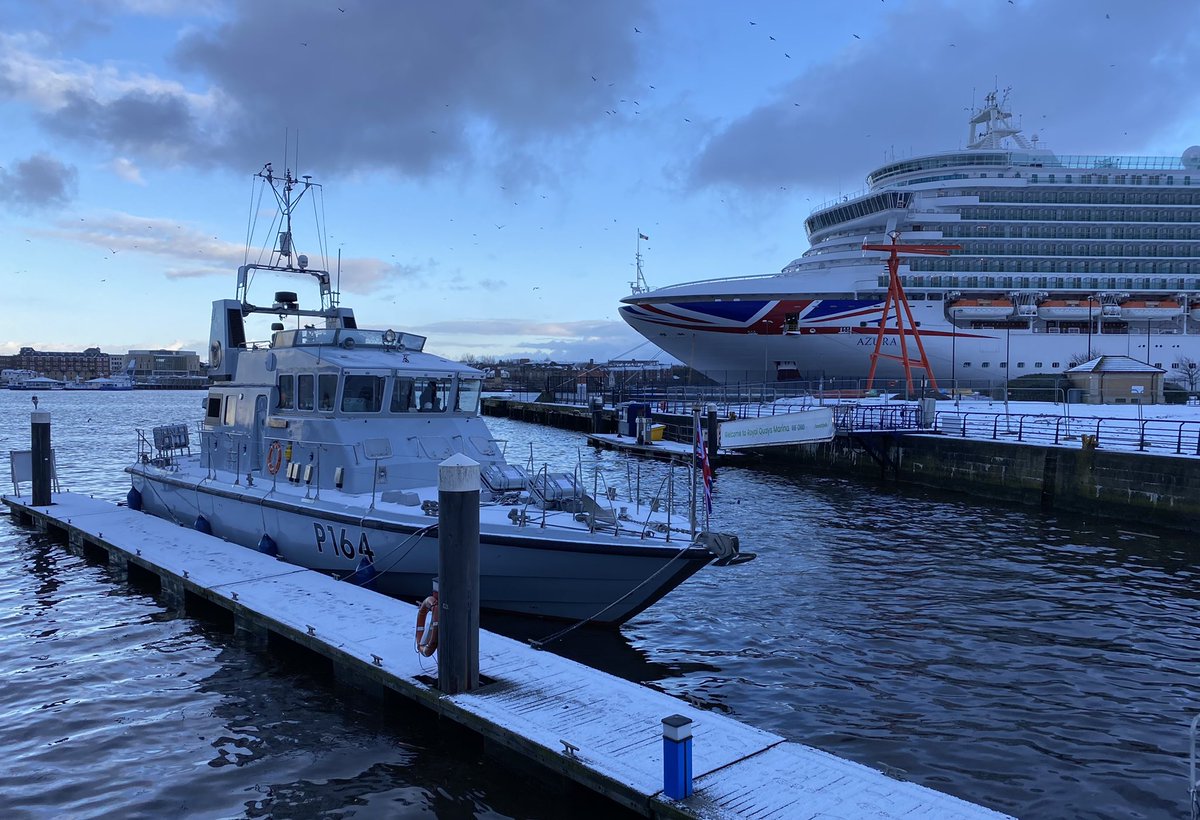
[127,165,749,624]
[8,375,66,390]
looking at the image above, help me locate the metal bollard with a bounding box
[662,714,693,800]
[31,411,52,506]
[437,453,480,694]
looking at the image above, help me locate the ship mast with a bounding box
[630,230,651,294]
[237,162,335,311]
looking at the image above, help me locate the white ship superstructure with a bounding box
[621,90,1200,385]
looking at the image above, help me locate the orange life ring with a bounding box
[415,592,439,657]
[266,441,284,475]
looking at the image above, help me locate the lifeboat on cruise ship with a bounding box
[947,297,1014,319]
[1118,299,1183,320]
[1036,299,1100,320]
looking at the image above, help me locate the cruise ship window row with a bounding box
[805,191,910,234]
[896,270,1200,290]
[978,186,1197,205]
[956,359,1169,371]
[960,206,1200,223]
[908,257,1200,275]
[942,224,1200,241]
[934,241,1200,259]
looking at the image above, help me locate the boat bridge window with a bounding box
[205,395,221,422]
[391,377,417,413]
[278,375,294,410]
[416,377,450,412]
[342,375,385,413]
[297,374,315,411]
[456,379,482,414]
[223,395,237,426]
[318,374,337,411]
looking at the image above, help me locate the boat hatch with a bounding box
[482,464,529,493]
[530,472,585,512]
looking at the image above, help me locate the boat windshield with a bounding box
[456,378,482,413]
[278,328,427,351]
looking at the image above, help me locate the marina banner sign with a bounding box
[720,407,834,449]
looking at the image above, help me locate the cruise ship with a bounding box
[621,90,1200,386]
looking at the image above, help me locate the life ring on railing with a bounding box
[415,592,439,657]
[266,441,284,475]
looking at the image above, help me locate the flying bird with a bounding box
[338,6,345,11]
[634,26,641,33]
[852,33,861,39]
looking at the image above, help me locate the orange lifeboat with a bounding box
[1118,299,1183,320]
[1036,299,1100,320]
[947,297,1014,319]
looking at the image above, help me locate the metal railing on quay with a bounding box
[931,411,1200,456]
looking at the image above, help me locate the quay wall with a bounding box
[762,434,1200,530]
[482,397,1200,529]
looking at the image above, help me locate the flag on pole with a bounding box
[693,415,712,516]
[638,232,649,240]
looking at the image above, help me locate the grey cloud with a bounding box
[0,153,78,209]
[690,0,1200,194]
[39,89,199,162]
[170,0,645,177]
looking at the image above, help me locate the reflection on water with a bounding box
[0,391,1197,818]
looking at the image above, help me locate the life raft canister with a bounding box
[415,592,439,657]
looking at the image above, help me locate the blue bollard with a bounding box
[257,534,278,556]
[662,714,693,800]
[126,487,143,512]
[194,515,212,535]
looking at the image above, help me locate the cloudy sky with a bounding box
[2,0,1198,363]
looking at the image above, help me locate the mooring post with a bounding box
[438,453,480,694]
[31,411,52,506]
[662,714,694,800]
[705,403,718,469]
[590,395,604,434]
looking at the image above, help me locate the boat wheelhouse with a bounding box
[129,164,747,625]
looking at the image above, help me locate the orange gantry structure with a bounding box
[861,232,960,393]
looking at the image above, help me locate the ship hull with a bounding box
[129,465,711,625]
[621,296,1199,384]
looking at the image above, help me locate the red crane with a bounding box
[861,232,960,393]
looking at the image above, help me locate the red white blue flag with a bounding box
[694,416,712,515]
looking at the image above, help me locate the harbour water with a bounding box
[1,390,1195,818]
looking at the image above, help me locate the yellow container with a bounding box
[650,423,665,442]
